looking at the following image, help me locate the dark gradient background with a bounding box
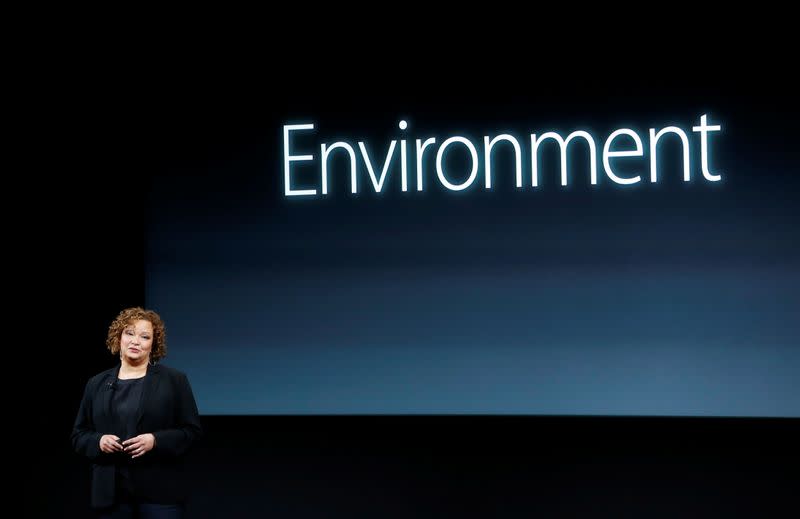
[146,71,798,416]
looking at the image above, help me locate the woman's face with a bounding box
[120,319,154,364]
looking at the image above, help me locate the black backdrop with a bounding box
[34,26,799,517]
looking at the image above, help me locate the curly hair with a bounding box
[106,307,167,362]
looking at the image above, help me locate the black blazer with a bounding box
[71,363,203,508]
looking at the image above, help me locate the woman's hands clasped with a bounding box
[99,433,155,458]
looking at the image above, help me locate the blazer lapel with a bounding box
[98,363,122,431]
[136,364,161,429]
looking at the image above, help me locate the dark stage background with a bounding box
[147,75,797,417]
[37,35,799,516]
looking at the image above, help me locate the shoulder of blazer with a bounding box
[152,364,187,381]
[87,365,119,389]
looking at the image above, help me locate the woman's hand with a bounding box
[99,434,123,454]
[123,433,156,459]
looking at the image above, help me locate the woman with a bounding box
[72,307,202,517]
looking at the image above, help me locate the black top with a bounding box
[114,376,146,444]
[112,376,146,495]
